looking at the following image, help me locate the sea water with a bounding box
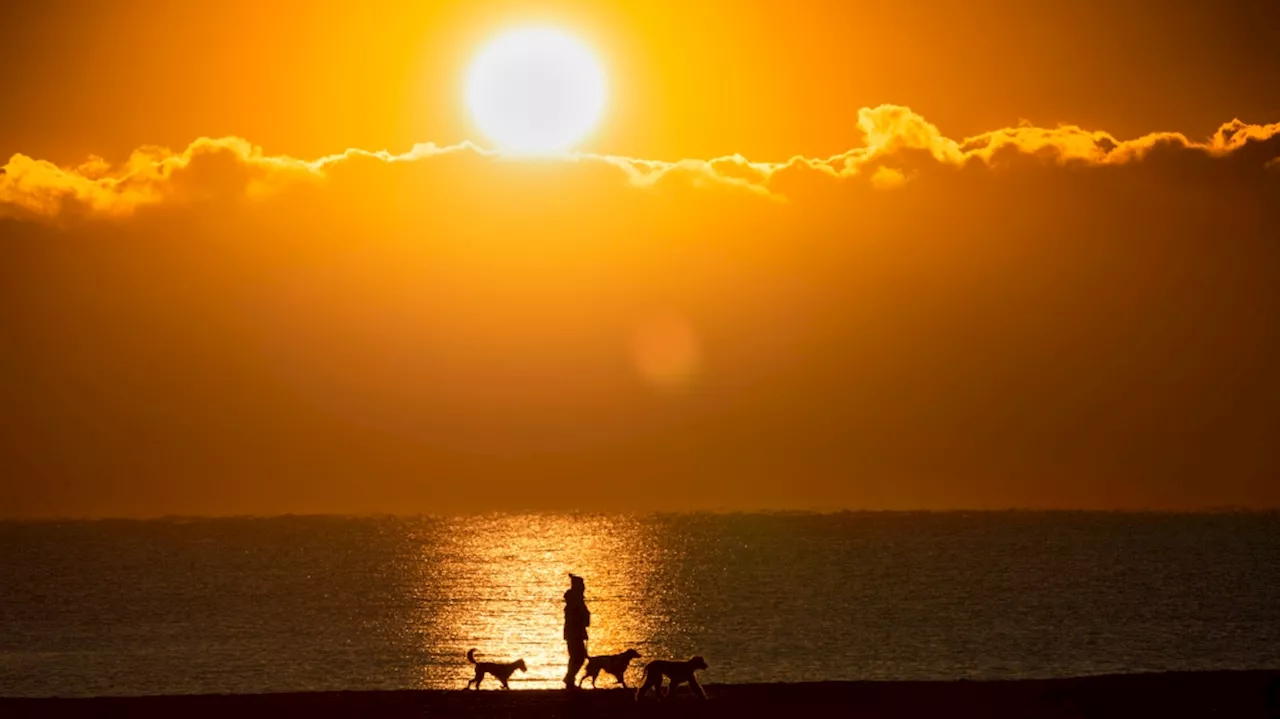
[1,512,1277,697]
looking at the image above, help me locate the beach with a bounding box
[4,671,1277,719]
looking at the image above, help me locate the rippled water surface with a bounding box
[2,513,1278,697]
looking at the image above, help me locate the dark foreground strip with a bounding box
[2,671,1278,719]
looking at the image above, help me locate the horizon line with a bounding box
[4,506,1277,523]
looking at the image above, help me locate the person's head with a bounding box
[569,573,585,590]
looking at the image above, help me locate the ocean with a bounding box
[1,512,1277,697]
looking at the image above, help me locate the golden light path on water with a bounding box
[409,515,673,689]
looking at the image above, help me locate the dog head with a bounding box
[623,649,641,661]
[515,659,528,672]
[689,656,708,671]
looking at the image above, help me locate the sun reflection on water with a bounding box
[411,515,670,689]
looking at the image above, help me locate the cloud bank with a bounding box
[2,105,1279,516]
[3,105,1278,220]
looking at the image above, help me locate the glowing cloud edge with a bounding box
[2,105,1278,220]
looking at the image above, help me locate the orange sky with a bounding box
[2,1,1279,517]
[5,0,1280,164]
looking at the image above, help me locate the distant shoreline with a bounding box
[4,671,1277,718]
[4,508,1280,522]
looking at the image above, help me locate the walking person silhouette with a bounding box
[563,573,590,689]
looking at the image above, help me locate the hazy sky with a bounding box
[2,1,1279,516]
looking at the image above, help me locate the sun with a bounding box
[465,27,608,154]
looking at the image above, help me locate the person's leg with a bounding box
[568,640,587,686]
[564,639,587,687]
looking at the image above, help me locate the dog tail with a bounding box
[467,648,478,664]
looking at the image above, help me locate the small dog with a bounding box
[465,648,527,690]
[634,656,709,701]
[579,648,641,688]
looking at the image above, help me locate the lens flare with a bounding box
[631,312,702,390]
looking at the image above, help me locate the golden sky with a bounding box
[2,0,1279,517]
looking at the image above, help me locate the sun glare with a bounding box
[465,27,608,154]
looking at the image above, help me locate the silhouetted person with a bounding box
[563,573,590,689]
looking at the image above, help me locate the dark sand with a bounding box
[3,671,1277,718]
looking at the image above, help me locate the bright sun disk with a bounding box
[465,27,608,154]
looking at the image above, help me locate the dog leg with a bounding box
[691,677,707,699]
